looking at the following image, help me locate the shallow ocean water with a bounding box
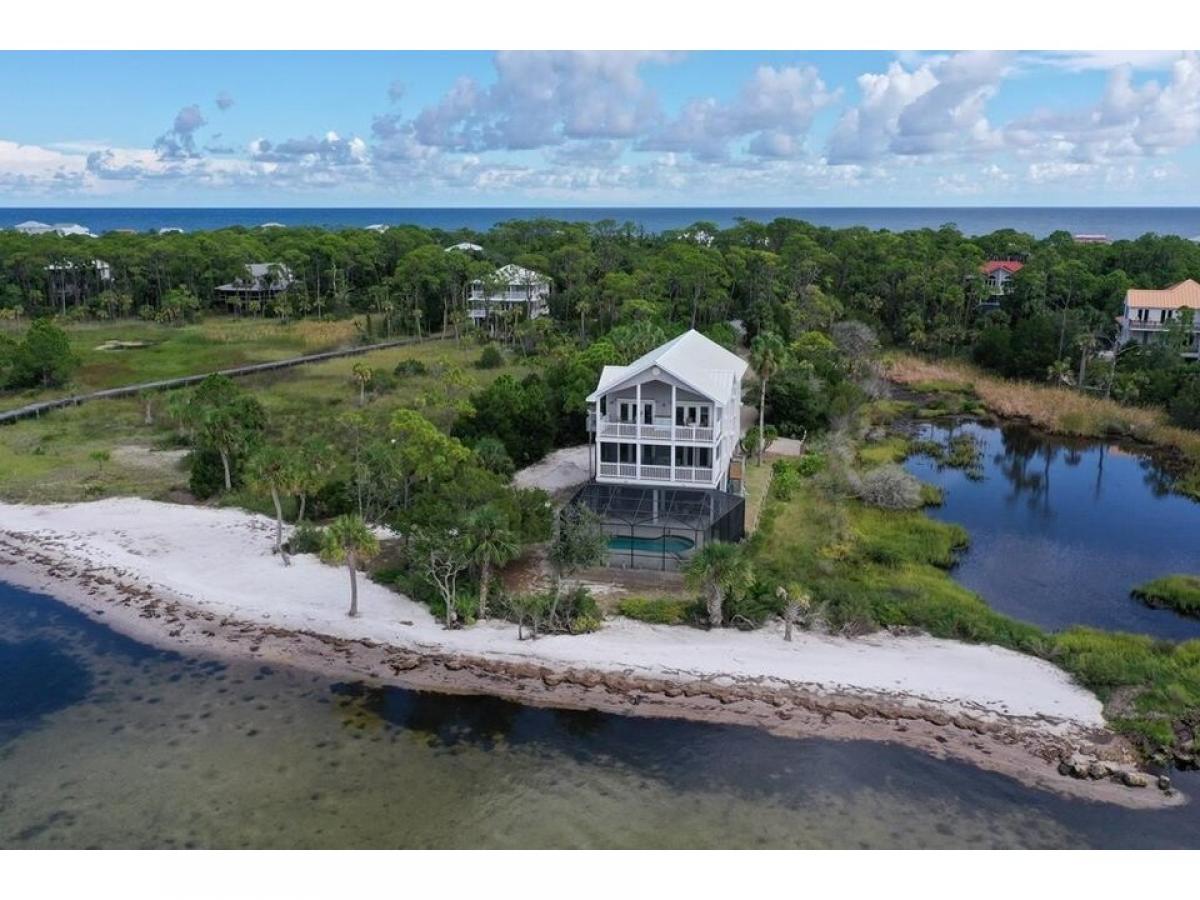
[2,579,1200,848]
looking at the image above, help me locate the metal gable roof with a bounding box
[586,330,747,403]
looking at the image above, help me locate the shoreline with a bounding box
[0,498,1181,809]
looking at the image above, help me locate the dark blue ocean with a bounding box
[4,207,1200,240]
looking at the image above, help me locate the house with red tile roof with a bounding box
[981,260,1024,296]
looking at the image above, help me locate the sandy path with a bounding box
[513,444,592,495]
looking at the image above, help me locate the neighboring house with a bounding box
[573,329,748,570]
[1117,279,1200,359]
[981,260,1024,296]
[586,329,747,492]
[215,263,296,307]
[45,259,113,310]
[1074,234,1112,245]
[445,241,484,253]
[468,264,550,331]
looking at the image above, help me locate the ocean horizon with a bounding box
[4,206,1200,240]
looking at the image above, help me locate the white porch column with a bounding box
[635,381,642,479]
[670,383,677,483]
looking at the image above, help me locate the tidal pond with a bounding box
[905,419,1200,641]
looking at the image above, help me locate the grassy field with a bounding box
[0,316,370,411]
[0,336,529,503]
[741,456,774,533]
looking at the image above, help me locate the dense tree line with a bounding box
[5,216,1200,420]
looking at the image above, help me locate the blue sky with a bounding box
[1,50,1198,206]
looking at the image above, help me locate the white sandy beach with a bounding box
[0,496,1103,729]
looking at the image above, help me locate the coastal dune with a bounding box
[0,497,1168,807]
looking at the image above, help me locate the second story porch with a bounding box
[592,376,725,444]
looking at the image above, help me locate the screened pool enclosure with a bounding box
[567,482,746,571]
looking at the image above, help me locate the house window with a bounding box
[619,443,637,463]
[674,447,712,467]
[618,401,637,423]
[641,445,670,466]
[675,403,709,426]
[599,396,606,416]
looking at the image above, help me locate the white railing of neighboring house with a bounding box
[596,418,720,443]
[1124,321,1200,332]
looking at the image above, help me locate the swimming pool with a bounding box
[607,534,696,554]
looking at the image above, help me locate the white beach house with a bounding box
[1117,279,1200,359]
[469,264,551,330]
[586,330,747,492]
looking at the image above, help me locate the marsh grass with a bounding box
[1,316,368,411]
[887,354,1200,467]
[1132,575,1200,618]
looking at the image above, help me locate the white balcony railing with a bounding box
[596,417,719,443]
[597,462,715,484]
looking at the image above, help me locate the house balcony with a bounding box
[597,462,715,485]
[596,415,721,444]
[1123,321,1198,333]
[469,290,547,303]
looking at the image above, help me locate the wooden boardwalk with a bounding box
[0,334,427,425]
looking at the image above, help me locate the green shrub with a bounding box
[285,522,326,554]
[370,370,399,394]
[394,358,430,376]
[188,448,240,499]
[725,580,787,628]
[501,586,601,636]
[309,479,355,519]
[794,452,826,478]
[617,596,698,625]
[477,344,505,369]
[772,467,802,501]
[856,465,923,509]
[474,436,515,477]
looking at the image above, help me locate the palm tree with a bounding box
[321,515,381,618]
[684,541,753,629]
[247,445,301,566]
[750,332,788,465]
[351,362,374,407]
[464,506,520,620]
[1046,358,1073,386]
[163,390,193,441]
